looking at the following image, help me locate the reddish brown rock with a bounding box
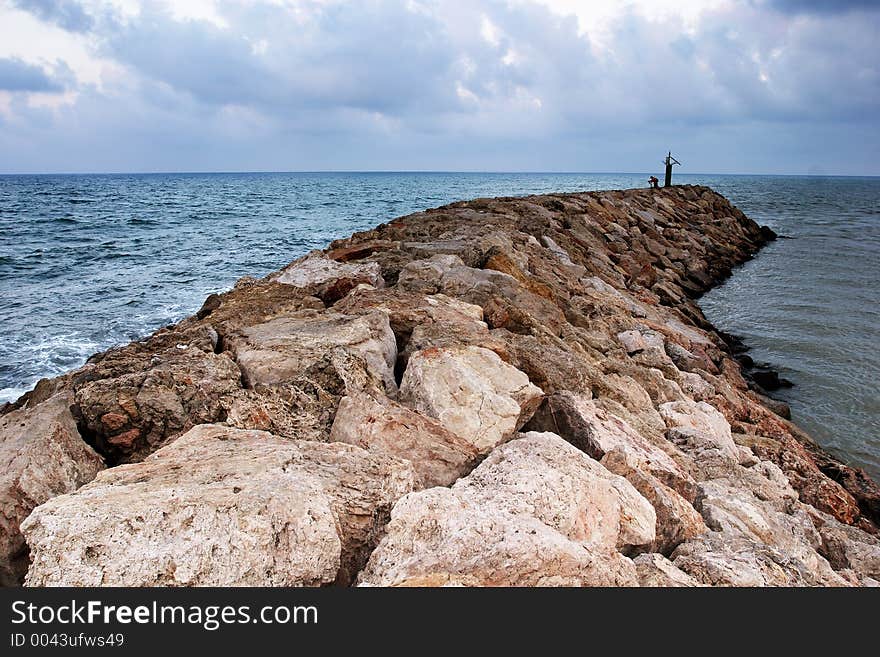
[334,286,485,335]
[326,239,398,263]
[601,447,705,554]
[735,433,861,525]
[397,254,567,335]
[70,326,242,464]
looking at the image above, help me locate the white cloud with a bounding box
[480,14,501,46]
[0,4,104,86]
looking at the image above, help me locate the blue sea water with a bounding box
[0,172,878,479]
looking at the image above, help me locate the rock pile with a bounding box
[3,185,878,587]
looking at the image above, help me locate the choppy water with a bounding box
[1,172,877,479]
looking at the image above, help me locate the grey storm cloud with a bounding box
[1,0,878,174]
[0,57,62,92]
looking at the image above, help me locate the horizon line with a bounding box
[1,170,878,178]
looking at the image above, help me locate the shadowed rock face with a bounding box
[69,326,243,464]
[4,185,879,587]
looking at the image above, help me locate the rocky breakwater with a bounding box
[3,185,879,587]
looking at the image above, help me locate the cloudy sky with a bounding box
[0,0,877,174]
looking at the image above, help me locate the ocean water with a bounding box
[1,172,877,479]
[698,176,880,480]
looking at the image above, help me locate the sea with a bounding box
[1,172,877,479]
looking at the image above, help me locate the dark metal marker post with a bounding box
[664,151,681,187]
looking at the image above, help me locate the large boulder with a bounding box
[399,346,543,454]
[329,392,481,488]
[332,286,496,374]
[632,553,702,587]
[671,535,847,587]
[617,327,664,355]
[71,326,242,463]
[397,254,567,334]
[333,287,485,337]
[358,432,655,587]
[226,309,398,395]
[223,349,381,442]
[678,371,716,401]
[659,400,741,463]
[455,432,656,552]
[582,276,650,319]
[22,424,414,586]
[271,250,385,302]
[397,254,517,302]
[659,400,733,443]
[601,447,705,554]
[494,332,603,396]
[357,488,638,587]
[527,391,689,491]
[0,394,104,585]
[588,372,668,441]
